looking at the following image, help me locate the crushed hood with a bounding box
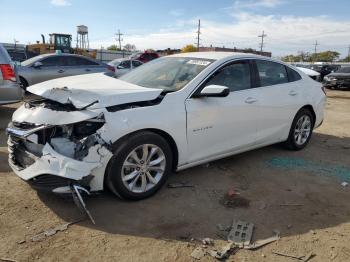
[27,73,163,109]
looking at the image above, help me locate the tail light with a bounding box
[0,64,16,82]
[107,65,115,72]
[321,86,327,95]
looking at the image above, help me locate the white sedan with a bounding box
[7,52,326,200]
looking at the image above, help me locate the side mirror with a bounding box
[197,85,230,98]
[33,61,43,68]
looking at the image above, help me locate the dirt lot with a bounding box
[0,90,349,262]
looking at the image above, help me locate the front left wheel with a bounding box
[105,131,173,200]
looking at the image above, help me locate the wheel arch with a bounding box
[300,104,316,125]
[109,128,179,171]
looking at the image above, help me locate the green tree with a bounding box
[181,44,197,53]
[312,51,340,62]
[107,44,121,51]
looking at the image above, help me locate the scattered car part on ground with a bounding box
[31,220,82,242]
[108,58,143,77]
[71,184,95,224]
[7,52,326,201]
[167,182,194,188]
[272,251,315,262]
[323,66,350,90]
[18,53,113,89]
[0,44,24,105]
[227,221,254,246]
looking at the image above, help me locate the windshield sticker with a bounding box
[187,60,211,66]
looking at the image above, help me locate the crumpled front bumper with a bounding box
[7,124,113,193]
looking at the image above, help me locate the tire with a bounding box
[105,131,173,200]
[285,108,314,151]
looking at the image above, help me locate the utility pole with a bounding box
[258,31,267,52]
[14,39,19,51]
[115,29,123,51]
[313,40,319,62]
[196,19,201,52]
[347,44,350,62]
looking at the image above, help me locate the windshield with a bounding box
[21,56,42,66]
[119,57,214,92]
[336,67,350,73]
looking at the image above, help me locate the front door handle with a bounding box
[289,90,298,96]
[58,69,65,73]
[245,97,258,104]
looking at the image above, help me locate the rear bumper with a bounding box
[0,81,23,104]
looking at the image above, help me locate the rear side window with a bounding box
[256,60,288,86]
[286,66,302,82]
[205,61,251,92]
[67,57,99,66]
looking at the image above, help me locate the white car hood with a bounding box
[27,73,163,109]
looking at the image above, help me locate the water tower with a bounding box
[76,25,89,49]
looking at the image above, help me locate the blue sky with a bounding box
[1,0,350,57]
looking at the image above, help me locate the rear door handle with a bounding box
[289,90,298,96]
[58,69,65,73]
[245,97,258,104]
[85,68,91,72]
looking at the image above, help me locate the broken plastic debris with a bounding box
[341,182,348,187]
[71,184,96,224]
[244,230,280,250]
[208,242,237,260]
[202,238,214,246]
[31,221,81,242]
[227,221,254,247]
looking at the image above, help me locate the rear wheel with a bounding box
[106,131,173,200]
[285,108,314,150]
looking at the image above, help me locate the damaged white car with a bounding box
[7,52,326,200]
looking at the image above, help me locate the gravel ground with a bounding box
[0,90,349,262]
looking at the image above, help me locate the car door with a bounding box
[185,60,261,163]
[254,59,303,145]
[30,56,70,84]
[66,56,103,76]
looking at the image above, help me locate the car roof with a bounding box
[169,51,262,60]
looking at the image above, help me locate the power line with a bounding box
[258,30,267,52]
[196,19,201,52]
[115,29,123,50]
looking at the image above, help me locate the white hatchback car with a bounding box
[7,52,326,200]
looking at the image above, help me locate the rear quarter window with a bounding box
[286,66,302,82]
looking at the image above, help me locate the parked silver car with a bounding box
[18,53,114,89]
[108,58,143,77]
[0,44,23,104]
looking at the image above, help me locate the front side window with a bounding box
[120,57,213,92]
[205,61,252,92]
[256,60,288,86]
[40,56,65,67]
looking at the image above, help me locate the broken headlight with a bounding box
[73,116,105,139]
